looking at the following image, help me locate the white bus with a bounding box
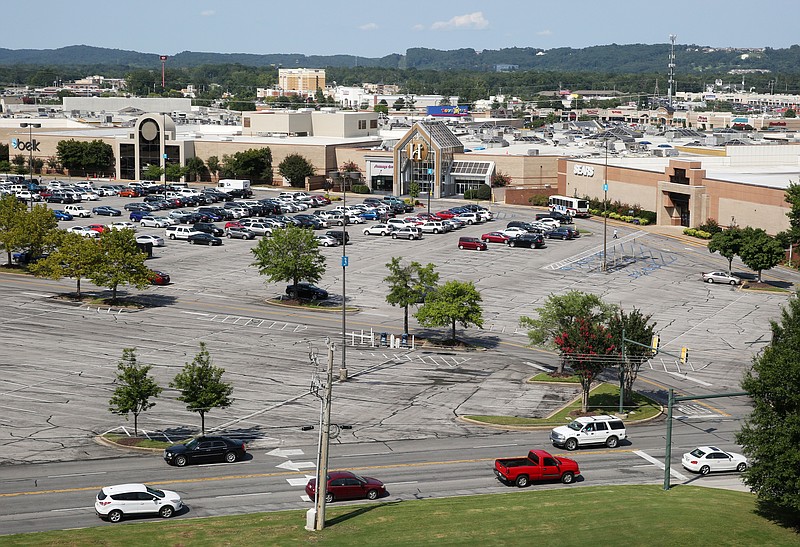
[548,195,590,217]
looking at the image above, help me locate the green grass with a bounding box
[1,485,796,546]
[103,434,176,449]
[529,372,581,383]
[464,382,662,427]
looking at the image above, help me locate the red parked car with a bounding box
[305,471,386,503]
[87,224,107,233]
[481,231,510,243]
[225,221,244,230]
[494,449,581,487]
[119,188,139,198]
[435,210,456,219]
[458,236,488,251]
[149,270,170,285]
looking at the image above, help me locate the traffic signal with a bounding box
[680,347,689,364]
[650,335,660,355]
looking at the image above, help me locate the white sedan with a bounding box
[501,227,529,238]
[681,446,747,475]
[363,223,395,236]
[315,234,339,247]
[136,234,166,247]
[140,216,171,228]
[537,217,561,229]
[68,226,100,238]
[109,221,137,231]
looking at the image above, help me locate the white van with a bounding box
[165,225,201,240]
[63,204,92,218]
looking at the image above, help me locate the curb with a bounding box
[94,435,164,454]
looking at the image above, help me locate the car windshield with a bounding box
[184,438,200,450]
[350,473,367,483]
[146,486,165,498]
[567,421,583,431]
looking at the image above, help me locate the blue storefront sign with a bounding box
[427,105,470,117]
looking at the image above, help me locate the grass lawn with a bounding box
[464,382,662,427]
[1,485,796,546]
[103,433,175,449]
[529,372,581,383]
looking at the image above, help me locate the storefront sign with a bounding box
[573,164,595,177]
[11,138,40,152]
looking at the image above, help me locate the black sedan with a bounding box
[163,436,247,467]
[92,205,122,217]
[507,233,547,248]
[545,227,575,240]
[188,233,223,246]
[286,283,329,301]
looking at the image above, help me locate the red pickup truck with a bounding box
[494,449,581,487]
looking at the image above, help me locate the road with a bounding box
[0,417,745,535]
[0,190,793,534]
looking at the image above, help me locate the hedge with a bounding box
[588,209,650,226]
[683,228,713,239]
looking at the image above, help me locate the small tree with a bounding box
[491,171,512,187]
[385,257,439,335]
[29,230,101,297]
[278,153,315,188]
[555,317,616,412]
[739,227,785,282]
[736,290,800,512]
[108,348,162,437]
[415,280,483,344]
[608,308,656,406]
[89,228,151,302]
[0,194,27,265]
[170,342,233,435]
[520,291,616,373]
[708,227,743,274]
[206,156,220,181]
[142,164,164,181]
[250,225,325,297]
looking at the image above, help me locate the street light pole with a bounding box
[602,139,609,272]
[20,122,41,211]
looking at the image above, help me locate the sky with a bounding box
[5,1,800,58]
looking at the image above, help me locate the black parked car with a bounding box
[286,282,329,301]
[193,222,224,236]
[325,229,350,245]
[536,211,574,224]
[507,233,547,248]
[163,436,247,467]
[187,232,223,246]
[545,227,575,240]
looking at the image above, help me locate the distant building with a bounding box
[278,68,325,98]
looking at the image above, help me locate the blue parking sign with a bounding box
[342,256,349,267]
[603,183,608,191]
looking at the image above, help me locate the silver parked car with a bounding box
[701,271,741,285]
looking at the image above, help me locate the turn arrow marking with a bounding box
[276,460,316,472]
[266,448,304,458]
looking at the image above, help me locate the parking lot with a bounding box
[0,186,796,464]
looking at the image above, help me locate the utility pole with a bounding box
[307,340,335,531]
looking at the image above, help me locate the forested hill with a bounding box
[0,43,799,73]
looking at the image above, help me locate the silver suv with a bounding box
[549,415,627,450]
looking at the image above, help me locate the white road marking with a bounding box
[634,450,688,480]
[664,371,713,387]
[214,492,271,499]
[50,507,85,513]
[473,443,519,449]
[523,361,552,372]
[287,475,316,487]
[276,460,316,472]
[386,481,419,486]
[339,452,392,458]
[300,494,312,502]
[266,448,304,458]
[47,471,107,478]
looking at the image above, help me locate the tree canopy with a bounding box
[415,280,483,344]
[736,290,800,512]
[250,225,325,295]
[738,227,785,282]
[555,316,616,412]
[170,342,233,435]
[384,257,439,335]
[221,148,272,183]
[278,153,315,188]
[88,228,151,302]
[29,230,101,297]
[708,227,743,274]
[108,348,162,437]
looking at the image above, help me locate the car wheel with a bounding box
[729,280,737,285]
[325,492,334,503]
[366,489,379,500]
[189,239,195,244]
[561,472,575,484]
[699,465,711,475]
[706,278,714,283]
[381,231,388,236]
[736,462,747,472]
[458,244,465,249]
[363,230,369,235]
[515,475,529,488]
[226,233,232,238]
[108,509,123,523]
[392,234,397,239]
[159,505,174,518]
[565,438,578,451]
[224,451,237,463]
[433,229,439,234]
[606,436,619,449]
[175,455,187,467]
[169,234,176,240]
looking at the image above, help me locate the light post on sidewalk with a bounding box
[19,122,41,211]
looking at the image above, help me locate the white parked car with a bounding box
[420,221,448,234]
[682,446,748,475]
[315,234,339,247]
[363,223,396,236]
[455,212,481,225]
[537,217,561,229]
[550,415,627,450]
[95,483,182,523]
[501,227,529,238]
[139,216,171,228]
[68,226,100,238]
[109,221,137,231]
[136,234,166,247]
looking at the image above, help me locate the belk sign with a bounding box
[11,138,40,152]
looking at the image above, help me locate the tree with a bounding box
[170,342,233,435]
[608,308,656,406]
[736,290,800,512]
[278,153,315,188]
[206,156,220,181]
[29,230,101,297]
[222,148,272,183]
[491,171,512,188]
[520,291,616,373]
[108,348,162,437]
[84,139,115,175]
[89,228,151,302]
[708,227,743,274]
[0,194,27,266]
[184,156,207,182]
[250,225,325,297]
[555,317,616,412]
[384,257,439,335]
[142,164,164,181]
[165,163,186,182]
[739,227,785,282]
[392,97,406,111]
[415,280,483,344]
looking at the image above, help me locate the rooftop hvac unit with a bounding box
[220,136,233,141]
[527,149,539,156]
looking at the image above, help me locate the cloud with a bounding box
[412,24,425,32]
[359,22,379,31]
[536,29,553,37]
[430,11,489,31]
[200,10,215,16]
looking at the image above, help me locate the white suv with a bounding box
[95,483,182,523]
[549,415,627,450]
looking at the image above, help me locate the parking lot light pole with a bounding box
[20,122,41,211]
[602,139,609,272]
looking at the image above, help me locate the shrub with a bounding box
[697,218,723,235]
[684,228,712,239]
[351,184,371,194]
[465,184,492,200]
[528,194,549,206]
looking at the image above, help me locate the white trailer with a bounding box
[217,179,251,193]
